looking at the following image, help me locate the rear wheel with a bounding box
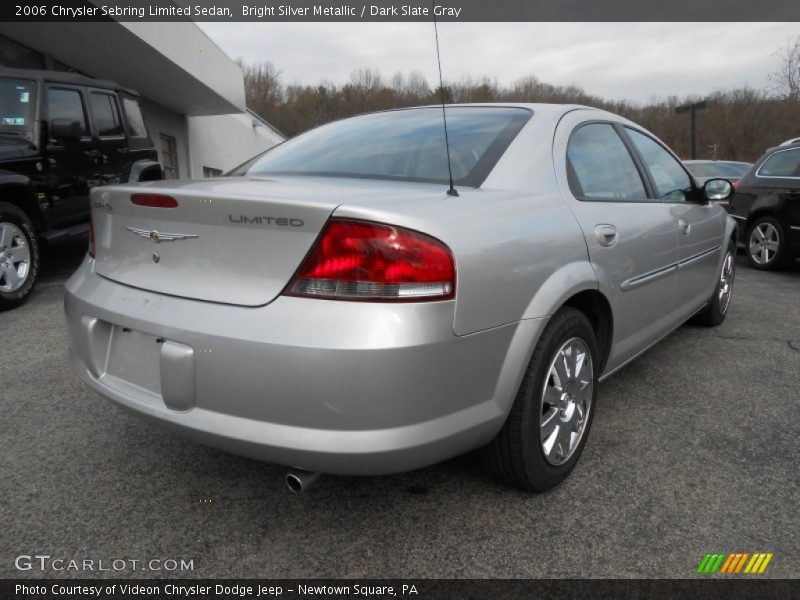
[0,202,40,311]
[746,215,788,270]
[483,307,598,492]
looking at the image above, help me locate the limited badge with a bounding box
[152,251,160,263]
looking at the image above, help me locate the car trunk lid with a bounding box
[91,177,341,306]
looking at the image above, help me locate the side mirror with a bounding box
[703,178,733,202]
[50,119,82,142]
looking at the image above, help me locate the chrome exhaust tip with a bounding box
[285,469,321,493]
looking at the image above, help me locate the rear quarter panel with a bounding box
[333,108,595,336]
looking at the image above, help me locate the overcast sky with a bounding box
[198,22,797,104]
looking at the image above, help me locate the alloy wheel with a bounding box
[0,222,30,293]
[749,222,780,265]
[718,250,735,315]
[540,337,594,466]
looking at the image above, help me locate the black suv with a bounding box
[730,141,800,270]
[0,68,161,310]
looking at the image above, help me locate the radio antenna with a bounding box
[432,5,459,197]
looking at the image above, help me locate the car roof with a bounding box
[410,102,591,114]
[0,67,139,96]
[314,103,600,132]
[347,103,603,128]
[764,141,800,155]
[684,160,751,165]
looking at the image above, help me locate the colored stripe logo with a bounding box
[697,552,773,574]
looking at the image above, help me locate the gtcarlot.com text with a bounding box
[14,554,194,572]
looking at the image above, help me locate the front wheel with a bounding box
[693,240,735,327]
[482,307,598,492]
[0,202,40,311]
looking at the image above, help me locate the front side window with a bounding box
[90,92,124,137]
[567,123,647,201]
[47,88,87,136]
[237,107,531,187]
[758,148,800,177]
[0,77,35,134]
[626,128,692,201]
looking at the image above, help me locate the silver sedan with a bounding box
[64,104,737,492]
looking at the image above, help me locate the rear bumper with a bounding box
[64,258,542,475]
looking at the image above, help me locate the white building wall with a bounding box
[138,97,192,180]
[187,112,284,177]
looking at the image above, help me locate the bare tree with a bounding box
[769,36,800,101]
[237,58,800,157]
[404,71,431,98]
[239,59,283,120]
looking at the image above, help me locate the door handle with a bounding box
[678,218,692,235]
[594,224,618,247]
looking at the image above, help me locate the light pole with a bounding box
[675,100,708,159]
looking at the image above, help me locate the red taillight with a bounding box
[131,193,178,208]
[285,219,455,302]
[88,218,96,258]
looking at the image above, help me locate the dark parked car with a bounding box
[684,160,752,188]
[0,68,161,310]
[729,142,800,269]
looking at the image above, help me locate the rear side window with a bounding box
[90,92,124,137]
[567,123,647,201]
[121,97,147,138]
[0,78,35,132]
[47,88,87,136]
[758,148,800,177]
[626,128,692,201]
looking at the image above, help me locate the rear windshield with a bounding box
[0,77,35,134]
[686,162,750,178]
[235,107,532,187]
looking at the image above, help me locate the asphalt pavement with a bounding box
[1,239,798,578]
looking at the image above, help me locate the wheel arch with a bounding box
[0,178,44,232]
[745,208,784,235]
[518,260,611,373]
[125,159,163,183]
[489,263,609,423]
[561,289,613,375]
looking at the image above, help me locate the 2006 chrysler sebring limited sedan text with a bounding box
[64,105,737,492]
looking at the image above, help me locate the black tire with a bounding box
[482,307,599,492]
[0,201,40,312]
[745,215,789,270]
[693,239,735,327]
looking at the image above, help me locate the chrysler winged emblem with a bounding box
[125,226,199,243]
